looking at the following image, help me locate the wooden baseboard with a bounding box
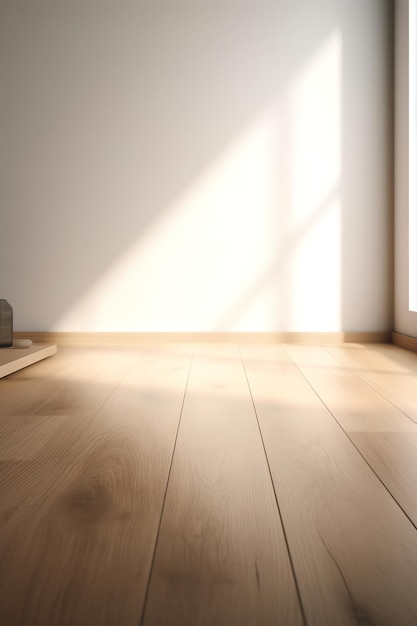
[392,331,417,353]
[13,331,391,346]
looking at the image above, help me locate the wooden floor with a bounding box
[1,342,417,625]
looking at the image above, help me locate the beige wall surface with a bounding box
[0,0,393,332]
[395,0,417,338]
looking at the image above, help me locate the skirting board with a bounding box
[0,344,57,379]
[392,331,417,353]
[13,331,391,346]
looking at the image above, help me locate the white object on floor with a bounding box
[13,339,33,349]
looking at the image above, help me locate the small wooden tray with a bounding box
[0,344,57,378]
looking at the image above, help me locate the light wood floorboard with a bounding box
[143,344,303,626]
[0,345,192,626]
[241,343,417,626]
[326,344,417,424]
[1,343,417,625]
[0,347,139,462]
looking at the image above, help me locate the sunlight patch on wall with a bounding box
[285,30,342,330]
[56,111,277,331]
[55,31,342,332]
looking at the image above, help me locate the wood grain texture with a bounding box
[2,342,417,626]
[241,343,417,626]
[283,344,417,433]
[326,344,417,424]
[0,347,139,461]
[0,344,192,626]
[284,344,417,535]
[349,432,417,526]
[143,343,303,626]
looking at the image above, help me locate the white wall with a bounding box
[395,0,417,337]
[0,0,393,332]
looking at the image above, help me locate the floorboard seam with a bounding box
[323,346,417,427]
[138,344,195,626]
[282,345,417,533]
[238,344,308,626]
[61,352,143,457]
